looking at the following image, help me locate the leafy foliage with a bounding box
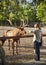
[36,1,46,23]
[0,0,46,26]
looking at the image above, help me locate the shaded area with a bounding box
[0,44,5,65]
[4,58,46,65]
[0,54,46,65]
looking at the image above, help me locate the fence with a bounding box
[0,34,46,56]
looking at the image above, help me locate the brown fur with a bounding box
[2,27,26,53]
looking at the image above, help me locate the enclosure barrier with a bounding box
[0,34,46,55]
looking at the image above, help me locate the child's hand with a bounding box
[28,30,31,33]
[28,30,33,33]
[31,31,33,33]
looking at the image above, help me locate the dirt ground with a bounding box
[0,26,46,65]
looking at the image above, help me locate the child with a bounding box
[31,23,42,61]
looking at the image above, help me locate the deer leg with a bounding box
[18,39,20,44]
[2,40,6,46]
[8,40,10,50]
[16,40,19,55]
[11,40,14,55]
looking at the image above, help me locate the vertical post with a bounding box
[16,40,19,55]
[8,40,10,50]
[12,41,14,55]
